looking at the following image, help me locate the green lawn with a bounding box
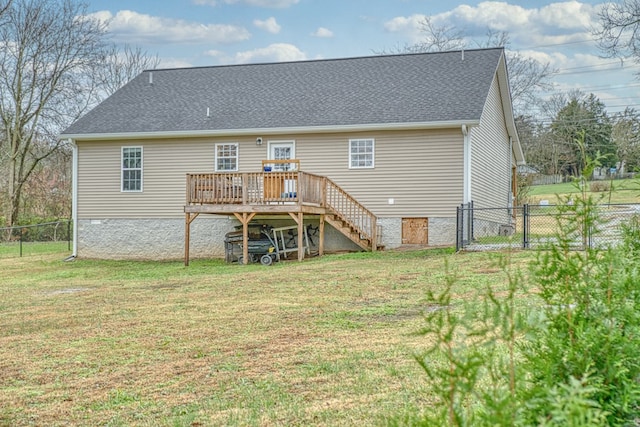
[528,178,640,204]
[0,249,532,426]
[0,241,72,259]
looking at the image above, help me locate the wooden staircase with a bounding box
[323,177,382,251]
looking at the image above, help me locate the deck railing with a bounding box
[186,171,377,248]
[187,172,326,206]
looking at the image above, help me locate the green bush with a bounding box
[402,179,640,426]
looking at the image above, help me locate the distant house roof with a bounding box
[517,164,539,175]
[61,48,513,141]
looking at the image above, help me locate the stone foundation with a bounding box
[77,215,456,260]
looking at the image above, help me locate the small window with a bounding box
[215,143,238,171]
[349,138,374,169]
[121,147,142,192]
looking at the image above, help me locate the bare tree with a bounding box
[507,51,555,112]
[0,0,162,227]
[595,0,640,64]
[476,29,510,49]
[411,16,466,53]
[98,44,160,96]
[377,16,466,55]
[0,0,108,227]
[0,0,10,17]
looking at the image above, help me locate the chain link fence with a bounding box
[0,220,72,258]
[457,203,640,251]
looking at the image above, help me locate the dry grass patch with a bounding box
[0,249,533,426]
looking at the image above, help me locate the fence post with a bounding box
[464,201,474,244]
[456,205,461,251]
[67,220,72,252]
[523,204,529,249]
[585,206,602,249]
[19,229,23,257]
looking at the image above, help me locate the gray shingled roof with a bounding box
[61,48,505,137]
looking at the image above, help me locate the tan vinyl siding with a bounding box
[78,138,256,218]
[293,129,463,217]
[77,129,463,219]
[470,76,512,209]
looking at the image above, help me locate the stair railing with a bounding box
[323,177,378,249]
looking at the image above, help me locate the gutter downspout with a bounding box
[70,139,78,258]
[462,124,471,204]
[508,136,513,208]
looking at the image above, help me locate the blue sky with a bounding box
[83,0,640,117]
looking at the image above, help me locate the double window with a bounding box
[121,147,142,192]
[215,143,238,171]
[349,138,375,169]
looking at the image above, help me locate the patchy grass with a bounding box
[0,249,533,426]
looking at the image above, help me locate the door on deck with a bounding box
[269,141,296,170]
[268,141,297,197]
[402,218,429,245]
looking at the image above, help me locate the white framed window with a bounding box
[349,138,375,169]
[215,143,238,171]
[121,146,143,192]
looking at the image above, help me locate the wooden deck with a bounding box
[184,167,380,265]
[184,170,328,214]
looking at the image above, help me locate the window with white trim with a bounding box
[349,138,375,169]
[121,146,143,192]
[215,143,238,171]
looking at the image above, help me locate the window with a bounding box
[121,147,142,192]
[215,143,238,171]
[349,138,374,169]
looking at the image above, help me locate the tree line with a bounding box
[0,0,158,228]
[519,92,640,178]
[3,0,640,227]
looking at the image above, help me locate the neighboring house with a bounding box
[60,47,524,261]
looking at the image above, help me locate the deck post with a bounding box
[233,212,256,265]
[184,212,200,266]
[371,216,377,252]
[318,214,325,256]
[297,212,304,261]
[287,212,305,262]
[185,213,190,266]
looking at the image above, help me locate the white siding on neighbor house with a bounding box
[470,75,512,210]
[76,129,464,219]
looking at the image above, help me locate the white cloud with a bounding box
[254,17,281,34]
[233,43,306,63]
[193,0,299,8]
[383,14,427,43]
[526,50,621,73]
[383,1,601,46]
[88,10,251,44]
[205,49,225,58]
[311,27,334,38]
[535,1,597,32]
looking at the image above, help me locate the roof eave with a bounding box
[495,51,525,166]
[59,120,481,142]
